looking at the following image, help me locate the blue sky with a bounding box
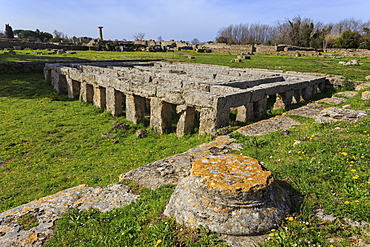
[1,0,370,42]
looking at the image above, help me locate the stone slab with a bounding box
[317,97,347,105]
[355,83,370,91]
[236,116,301,136]
[362,91,370,100]
[285,103,327,118]
[315,107,368,123]
[334,91,358,98]
[0,184,138,247]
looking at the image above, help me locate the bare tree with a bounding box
[133,32,145,41]
[216,23,276,45]
[53,30,68,39]
[191,38,200,45]
[157,35,163,41]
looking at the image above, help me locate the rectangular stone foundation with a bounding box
[44,61,328,136]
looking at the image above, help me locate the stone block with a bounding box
[150,98,172,134]
[176,106,195,137]
[126,94,146,124]
[235,103,254,122]
[199,108,217,135]
[93,86,106,110]
[183,91,216,108]
[164,155,290,236]
[156,86,185,105]
[106,87,124,116]
[250,88,266,102]
[362,91,370,100]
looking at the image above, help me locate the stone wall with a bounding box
[44,61,327,136]
[0,38,88,51]
[0,59,160,74]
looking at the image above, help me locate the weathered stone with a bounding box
[150,98,172,134]
[334,91,358,98]
[164,154,290,236]
[285,103,327,118]
[176,106,195,137]
[236,103,254,122]
[120,136,243,190]
[93,86,106,109]
[315,107,368,123]
[106,87,124,116]
[0,184,138,247]
[237,116,301,136]
[44,61,327,136]
[126,94,145,124]
[317,97,347,105]
[362,91,370,100]
[136,129,148,138]
[355,83,370,91]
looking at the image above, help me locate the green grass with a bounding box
[0,73,210,212]
[1,51,370,246]
[2,49,370,81]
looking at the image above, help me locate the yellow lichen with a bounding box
[191,155,273,195]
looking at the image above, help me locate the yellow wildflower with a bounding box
[344,201,350,204]
[285,216,294,221]
[189,220,195,224]
[269,233,275,237]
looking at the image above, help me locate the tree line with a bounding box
[215,16,370,50]
[2,24,69,43]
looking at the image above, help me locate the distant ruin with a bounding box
[44,60,327,136]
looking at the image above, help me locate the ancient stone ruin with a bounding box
[44,61,327,137]
[164,154,291,236]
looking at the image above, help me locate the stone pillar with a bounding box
[98,26,104,40]
[199,108,217,135]
[176,106,195,137]
[66,78,81,99]
[80,83,94,103]
[301,85,314,101]
[106,87,124,116]
[253,98,268,118]
[150,98,172,134]
[43,67,51,82]
[292,89,302,104]
[236,103,254,122]
[317,81,326,92]
[51,70,68,93]
[93,86,106,110]
[126,94,146,124]
[199,97,230,135]
[274,91,294,110]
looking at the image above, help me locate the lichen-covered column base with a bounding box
[164,154,291,236]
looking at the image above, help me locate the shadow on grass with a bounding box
[0,72,72,101]
[0,53,84,62]
[276,180,304,215]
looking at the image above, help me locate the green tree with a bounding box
[335,30,361,48]
[5,24,14,38]
[14,29,53,42]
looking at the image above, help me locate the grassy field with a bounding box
[2,49,370,81]
[0,50,369,246]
